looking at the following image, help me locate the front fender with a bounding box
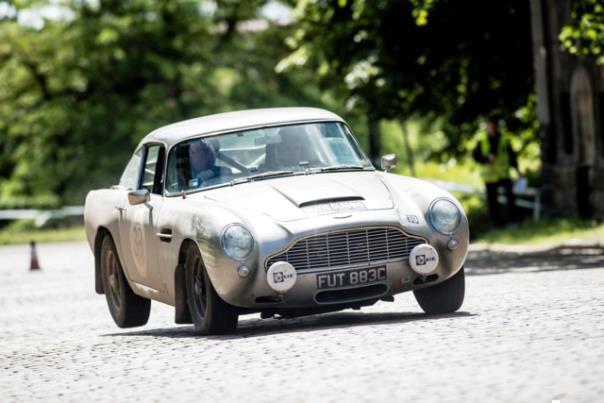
[168,199,273,305]
[378,172,470,278]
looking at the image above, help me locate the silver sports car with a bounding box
[84,107,469,334]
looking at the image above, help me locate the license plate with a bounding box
[316,267,387,290]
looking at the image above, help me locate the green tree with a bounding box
[559,0,604,64]
[0,0,325,206]
[280,0,535,160]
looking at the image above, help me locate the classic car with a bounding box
[84,107,469,335]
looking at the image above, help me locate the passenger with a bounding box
[263,126,307,171]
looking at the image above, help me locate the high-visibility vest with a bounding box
[479,132,511,183]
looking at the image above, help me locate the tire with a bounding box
[184,244,238,335]
[413,266,465,314]
[100,235,151,327]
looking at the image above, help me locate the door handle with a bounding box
[156,228,173,243]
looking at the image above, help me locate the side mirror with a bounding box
[128,189,150,205]
[381,154,397,172]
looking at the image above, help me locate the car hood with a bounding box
[203,172,394,221]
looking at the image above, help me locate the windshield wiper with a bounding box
[228,171,295,186]
[319,165,373,172]
[246,170,295,181]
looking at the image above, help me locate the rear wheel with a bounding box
[184,244,238,335]
[100,235,151,327]
[413,267,465,314]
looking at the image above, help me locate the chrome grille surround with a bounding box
[266,227,426,273]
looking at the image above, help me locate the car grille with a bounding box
[266,227,426,272]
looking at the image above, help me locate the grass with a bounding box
[395,160,484,188]
[0,225,86,245]
[474,218,604,247]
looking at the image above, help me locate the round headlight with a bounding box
[221,224,254,261]
[429,199,461,235]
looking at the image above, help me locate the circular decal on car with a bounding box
[409,244,439,275]
[129,213,147,276]
[267,261,297,293]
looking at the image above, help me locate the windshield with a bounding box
[165,121,373,194]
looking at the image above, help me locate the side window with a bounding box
[141,144,165,195]
[119,149,142,190]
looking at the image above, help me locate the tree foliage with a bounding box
[560,0,604,64]
[0,0,322,206]
[280,0,535,159]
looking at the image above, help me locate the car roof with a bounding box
[140,107,345,147]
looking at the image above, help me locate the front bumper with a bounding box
[222,253,462,309]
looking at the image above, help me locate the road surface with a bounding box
[1,241,603,402]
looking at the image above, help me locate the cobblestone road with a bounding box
[1,241,603,402]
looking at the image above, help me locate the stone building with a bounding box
[530,0,604,218]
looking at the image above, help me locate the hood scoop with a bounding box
[268,178,365,208]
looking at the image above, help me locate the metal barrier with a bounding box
[0,206,85,227]
[428,179,542,221]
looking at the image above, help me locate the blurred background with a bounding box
[0,0,603,247]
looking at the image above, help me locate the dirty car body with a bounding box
[84,107,469,334]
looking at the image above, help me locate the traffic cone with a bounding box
[29,241,40,271]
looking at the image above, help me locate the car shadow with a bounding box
[466,246,604,275]
[102,310,475,340]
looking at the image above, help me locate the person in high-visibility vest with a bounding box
[473,118,518,226]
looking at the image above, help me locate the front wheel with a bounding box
[100,235,151,327]
[185,244,238,335]
[413,266,465,314]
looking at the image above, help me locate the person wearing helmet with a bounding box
[188,138,221,188]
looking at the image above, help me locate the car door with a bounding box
[118,143,167,294]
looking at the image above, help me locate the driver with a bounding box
[188,138,220,186]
